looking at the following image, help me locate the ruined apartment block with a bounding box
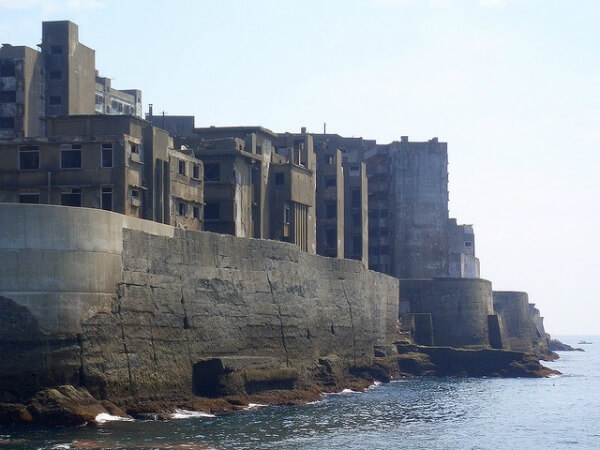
[312,134,370,265]
[0,115,203,230]
[314,142,344,259]
[367,137,449,279]
[185,126,317,253]
[0,21,142,139]
[448,218,480,278]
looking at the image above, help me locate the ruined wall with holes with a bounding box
[0,204,398,402]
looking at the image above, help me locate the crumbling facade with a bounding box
[0,115,203,229]
[0,20,142,139]
[448,218,480,278]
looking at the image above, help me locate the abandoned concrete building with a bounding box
[314,143,344,258]
[0,20,142,139]
[312,134,371,265]
[366,137,449,278]
[185,126,317,253]
[448,218,480,278]
[0,115,203,229]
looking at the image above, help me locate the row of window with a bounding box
[177,159,201,179]
[17,144,114,170]
[176,200,201,220]
[17,187,113,210]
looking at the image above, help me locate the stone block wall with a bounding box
[0,204,398,402]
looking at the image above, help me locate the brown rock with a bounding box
[0,402,33,425]
[28,385,114,426]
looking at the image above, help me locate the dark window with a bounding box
[369,228,378,238]
[0,91,16,102]
[325,228,336,247]
[50,45,63,54]
[368,210,378,220]
[193,205,200,219]
[0,61,15,76]
[380,209,389,218]
[49,96,62,105]
[95,94,103,105]
[193,164,200,179]
[0,117,15,129]
[352,213,361,227]
[284,202,290,225]
[19,193,39,204]
[349,165,360,176]
[178,160,186,176]
[61,148,81,169]
[380,246,390,255]
[61,189,82,207]
[204,163,220,181]
[131,188,139,199]
[325,177,336,188]
[275,172,284,186]
[353,235,362,254]
[351,189,361,208]
[130,144,139,154]
[19,147,40,170]
[49,70,61,80]
[465,242,473,247]
[178,202,186,216]
[325,202,336,219]
[101,143,113,168]
[204,202,219,220]
[101,187,112,211]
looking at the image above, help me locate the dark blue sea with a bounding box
[2,336,598,449]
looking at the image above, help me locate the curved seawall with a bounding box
[0,204,398,402]
[493,291,534,352]
[399,278,494,348]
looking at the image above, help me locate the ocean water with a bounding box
[2,335,598,449]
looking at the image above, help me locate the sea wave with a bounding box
[169,409,216,419]
[95,413,135,424]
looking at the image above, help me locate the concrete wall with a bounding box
[0,204,398,401]
[400,278,494,348]
[493,291,534,352]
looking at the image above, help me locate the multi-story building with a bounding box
[95,75,142,117]
[0,21,142,139]
[0,115,203,229]
[314,142,344,258]
[186,126,316,253]
[366,137,449,279]
[0,44,45,138]
[448,218,480,278]
[312,134,370,265]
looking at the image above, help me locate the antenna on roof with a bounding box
[323,122,327,134]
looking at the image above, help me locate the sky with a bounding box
[1,0,598,335]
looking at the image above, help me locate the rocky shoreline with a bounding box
[0,345,560,427]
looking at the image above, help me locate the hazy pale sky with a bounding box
[1,0,598,335]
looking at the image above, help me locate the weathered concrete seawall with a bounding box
[493,291,534,353]
[399,278,494,348]
[0,204,399,402]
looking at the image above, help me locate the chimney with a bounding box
[301,126,307,134]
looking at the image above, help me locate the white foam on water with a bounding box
[169,409,216,419]
[245,403,268,409]
[367,381,382,390]
[50,445,71,449]
[94,413,135,424]
[327,388,361,395]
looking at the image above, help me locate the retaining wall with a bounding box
[0,204,398,401]
[399,278,494,348]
